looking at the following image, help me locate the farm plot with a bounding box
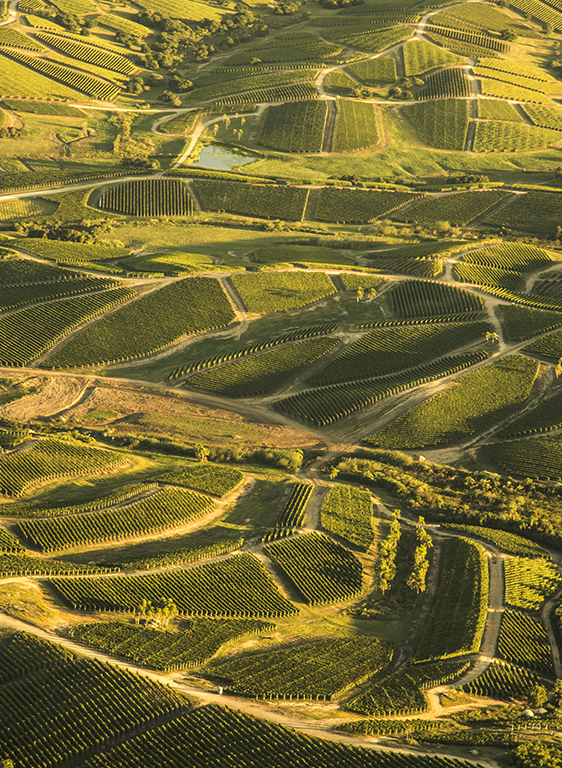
[0,641,188,768]
[509,0,562,31]
[523,103,562,130]
[499,388,562,438]
[429,2,533,36]
[415,537,488,661]
[186,337,340,397]
[0,198,57,222]
[271,481,313,532]
[0,438,127,497]
[158,463,243,497]
[479,78,550,103]
[80,704,479,768]
[476,56,559,84]
[49,553,298,618]
[0,49,120,101]
[336,27,412,54]
[473,66,557,95]
[474,121,561,152]
[0,288,134,366]
[307,321,491,385]
[0,552,113,576]
[194,180,309,221]
[441,525,549,557]
[332,100,380,152]
[188,70,318,104]
[485,190,562,234]
[403,99,468,151]
[97,179,194,217]
[347,660,470,717]
[214,83,318,107]
[7,238,128,263]
[424,27,507,57]
[314,187,422,223]
[224,34,343,66]
[258,101,327,153]
[394,190,510,226]
[418,68,471,100]
[265,532,363,605]
[388,280,483,318]
[16,487,215,553]
[231,271,335,313]
[365,355,539,450]
[119,251,215,275]
[0,276,121,313]
[204,637,392,700]
[0,52,81,100]
[133,0,223,21]
[460,242,553,271]
[324,70,356,96]
[33,32,135,74]
[461,661,541,700]
[273,351,488,427]
[523,326,562,361]
[504,557,561,610]
[0,27,45,50]
[159,110,204,135]
[454,262,521,290]
[478,99,523,121]
[497,610,553,675]
[42,277,235,369]
[319,484,373,551]
[348,55,396,86]
[96,13,151,37]
[498,306,562,342]
[68,619,272,671]
[403,40,464,76]
[484,434,562,480]
[533,274,562,301]
[358,252,442,277]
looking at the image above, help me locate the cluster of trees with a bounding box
[0,126,24,139]
[407,516,432,594]
[135,7,268,66]
[376,511,402,595]
[135,598,178,627]
[110,113,159,170]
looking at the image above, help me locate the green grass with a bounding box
[118,251,216,275]
[365,355,540,449]
[231,271,336,313]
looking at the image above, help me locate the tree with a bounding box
[407,517,432,595]
[485,331,499,343]
[376,511,402,595]
[515,743,562,768]
[356,286,364,302]
[527,682,548,708]
[329,466,339,480]
[500,28,517,41]
[195,444,209,462]
[556,357,562,378]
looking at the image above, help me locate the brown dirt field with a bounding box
[0,376,91,420]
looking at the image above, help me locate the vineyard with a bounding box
[331,100,380,152]
[43,277,235,368]
[461,660,541,700]
[0,287,134,366]
[49,553,298,617]
[403,40,464,76]
[68,619,272,671]
[485,190,562,234]
[497,610,554,675]
[204,637,392,700]
[523,103,562,130]
[313,188,421,224]
[265,532,363,605]
[388,280,483,318]
[307,321,490,386]
[231,271,336,313]
[499,306,562,342]
[504,557,561,610]
[478,99,523,122]
[523,326,562,360]
[395,190,510,226]
[158,462,243,497]
[3,483,157,518]
[474,121,561,152]
[347,660,470,717]
[418,68,471,100]
[485,434,562,480]
[414,537,488,661]
[0,636,188,768]
[440,524,549,558]
[186,336,340,397]
[81,704,480,768]
[0,49,120,100]
[188,70,318,104]
[454,262,521,290]
[97,179,194,217]
[16,487,215,553]
[194,180,309,221]
[258,101,327,153]
[273,351,488,426]
[348,55,396,86]
[0,275,122,313]
[0,438,127,497]
[404,99,468,151]
[366,355,539,450]
[319,484,374,551]
[33,32,135,74]
[271,481,313,532]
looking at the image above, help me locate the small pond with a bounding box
[190,144,258,170]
